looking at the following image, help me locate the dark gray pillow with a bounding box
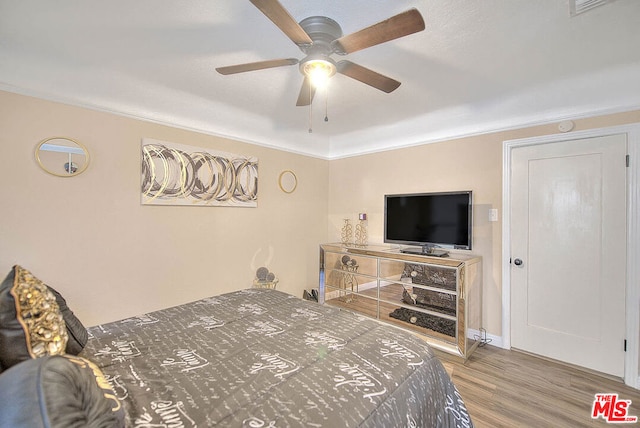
[47,285,88,355]
[0,355,125,428]
[0,266,68,372]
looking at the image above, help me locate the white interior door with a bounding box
[510,134,627,377]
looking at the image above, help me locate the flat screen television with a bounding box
[384,191,472,256]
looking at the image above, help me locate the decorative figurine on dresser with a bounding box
[338,255,359,302]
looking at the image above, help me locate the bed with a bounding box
[81,288,472,427]
[0,265,473,427]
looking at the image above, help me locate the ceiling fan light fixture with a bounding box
[218,3,426,109]
[301,58,336,89]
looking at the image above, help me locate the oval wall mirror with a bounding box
[35,137,90,177]
[278,170,298,194]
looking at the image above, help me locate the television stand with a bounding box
[319,243,482,359]
[400,247,450,257]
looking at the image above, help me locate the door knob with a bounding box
[514,258,523,266]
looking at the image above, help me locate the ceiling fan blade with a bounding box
[250,0,313,46]
[216,58,298,75]
[332,8,425,55]
[296,76,316,106]
[337,60,401,93]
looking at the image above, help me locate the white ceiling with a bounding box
[1,0,639,159]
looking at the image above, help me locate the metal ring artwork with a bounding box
[141,143,258,205]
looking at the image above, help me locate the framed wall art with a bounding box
[141,138,258,207]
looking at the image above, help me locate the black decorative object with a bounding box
[389,307,455,338]
[401,263,456,291]
[303,289,319,302]
[411,288,456,316]
[253,267,278,289]
[256,267,269,281]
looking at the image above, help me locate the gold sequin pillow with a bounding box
[0,265,68,372]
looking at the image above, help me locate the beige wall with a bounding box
[2,89,638,338]
[0,91,329,326]
[327,110,640,338]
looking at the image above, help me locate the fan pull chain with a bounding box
[308,102,312,133]
[308,83,313,133]
[324,87,329,122]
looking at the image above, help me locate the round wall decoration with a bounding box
[35,137,90,177]
[278,170,298,193]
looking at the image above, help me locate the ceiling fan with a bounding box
[216,0,425,106]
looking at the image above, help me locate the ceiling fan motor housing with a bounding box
[298,16,343,52]
[297,16,343,77]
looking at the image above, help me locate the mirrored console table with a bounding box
[319,243,482,359]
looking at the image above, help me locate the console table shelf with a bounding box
[319,243,482,359]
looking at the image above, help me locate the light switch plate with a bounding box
[489,209,498,222]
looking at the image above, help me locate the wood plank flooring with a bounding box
[435,345,640,427]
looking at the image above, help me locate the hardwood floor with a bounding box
[435,345,640,427]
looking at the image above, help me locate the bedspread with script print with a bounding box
[81,288,472,427]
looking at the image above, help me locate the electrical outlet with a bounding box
[489,209,498,222]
